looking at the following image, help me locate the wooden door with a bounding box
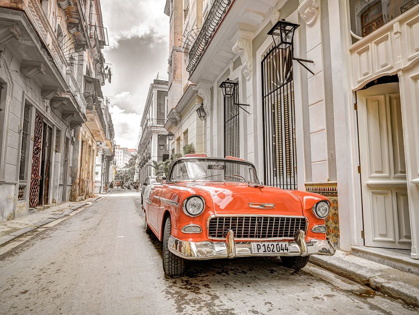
[358,83,411,249]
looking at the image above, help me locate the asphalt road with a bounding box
[0,189,417,315]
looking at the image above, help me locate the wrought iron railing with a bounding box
[186,0,233,73]
[23,0,68,75]
[401,0,419,13]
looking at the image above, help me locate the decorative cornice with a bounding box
[20,61,45,79]
[62,112,76,122]
[0,24,21,45]
[50,97,70,110]
[232,37,252,81]
[298,0,320,26]
[197,87,211,111]
[41,87,60,100]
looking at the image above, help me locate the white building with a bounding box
[137,79,169,184]
[114,146,135,169]
[165,0,419,263]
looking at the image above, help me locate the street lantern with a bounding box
[219,78,251,115]
[196,103,206,120]
[167,132,174,141]
[268,19,299,50]
[219,78,237,98]
[267,19,314,75]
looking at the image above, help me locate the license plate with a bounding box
[251,242,289,254]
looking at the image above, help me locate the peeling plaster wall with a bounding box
[0,185,16,221]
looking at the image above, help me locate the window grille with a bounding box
[261,44,297,189]
[224,81,240,158]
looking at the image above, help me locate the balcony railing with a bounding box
[23,0,68,76]
[186,0,233,74]
[144,118,166,129]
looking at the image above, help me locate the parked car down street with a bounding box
[142,155,335,276]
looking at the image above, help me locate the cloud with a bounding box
[100,0,169,148]
[101,0,168,47]
[109,106,142,148]
[102,32,168,115]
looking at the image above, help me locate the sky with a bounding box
[101,0,169,149]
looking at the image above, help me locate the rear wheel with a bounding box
[162,217,186,276]
[280,256,309,269]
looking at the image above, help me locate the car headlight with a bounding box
[183,196,205,217]
[313,201,330,219]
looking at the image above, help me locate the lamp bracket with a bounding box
[234,103,250,115]
[292,57,314,75]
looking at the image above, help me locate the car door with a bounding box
[148,183,164,233]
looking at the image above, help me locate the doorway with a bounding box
[38,123,53,206]
[357,82,411,249]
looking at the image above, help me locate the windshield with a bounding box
[169,159,259,183]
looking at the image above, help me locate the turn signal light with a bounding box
[181,224,202,234]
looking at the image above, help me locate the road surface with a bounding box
[0,189,417,314]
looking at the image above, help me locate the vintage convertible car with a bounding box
[142,155,335,276]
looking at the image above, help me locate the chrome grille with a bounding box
[208,216,306,240]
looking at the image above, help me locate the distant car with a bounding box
[143,155,335,276]
[141,176,157,204]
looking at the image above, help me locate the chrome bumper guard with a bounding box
[168,230,335,260]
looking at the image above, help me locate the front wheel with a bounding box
[162,217,186,276]
[280,256,309,270]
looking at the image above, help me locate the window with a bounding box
[224,80,240,158]
[176,137,181,154]
[19,104,31,180]
[55,129,61,152]
[183,129,188,146]
[261,43,297,189]
[350,0,419,40]
[157,90,167,124]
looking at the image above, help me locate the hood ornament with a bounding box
[249,203,275,209]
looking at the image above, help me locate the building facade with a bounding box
[164,0,206,156]
[137,79,169,184]
[0,0,113,219]
[165,0,419,261]
[114,146,136,169]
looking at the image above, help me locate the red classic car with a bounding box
[143,155,335,276]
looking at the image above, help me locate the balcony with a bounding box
[0,0,87,124]
[187,0,233,74]
[144,118,166,129]
[138,118,167,152]
[0,0,68,77]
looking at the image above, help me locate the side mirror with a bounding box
[143,182,148,186]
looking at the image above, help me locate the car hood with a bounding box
[187,183,303,216]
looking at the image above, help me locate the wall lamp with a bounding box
[219,78,250,115]
[268,19,314,75]
[196,103,206,120]
[167,132,174,141]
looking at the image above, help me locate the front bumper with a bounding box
[168,230,335,260]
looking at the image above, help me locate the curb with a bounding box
[310,255,419,307]
[0,201,94,248]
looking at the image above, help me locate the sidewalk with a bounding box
[310,250,419,307]
[0,196,102,248]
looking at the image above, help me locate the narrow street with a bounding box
[0,190,416,315]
